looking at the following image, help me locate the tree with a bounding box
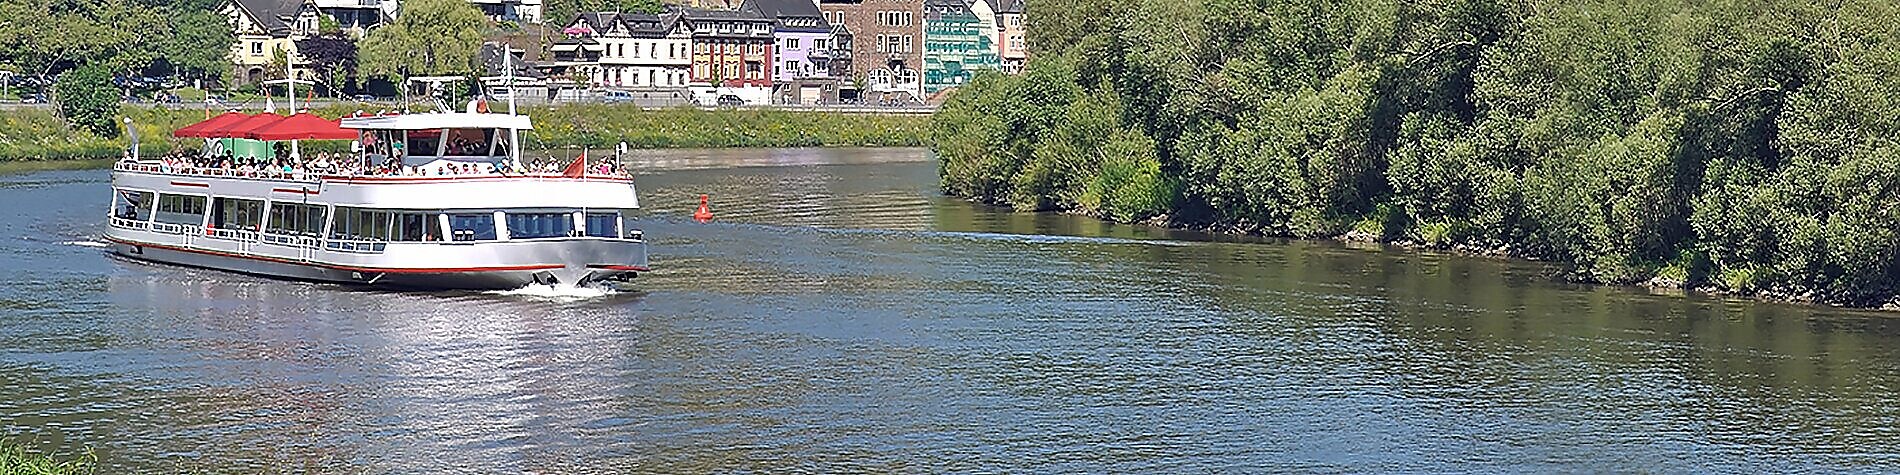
[166,10,235,86]
[359,0,488,82]
[545,0,661,26]
[297,34,358,95]
[55,64,120,138]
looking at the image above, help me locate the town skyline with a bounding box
[219,0,1029,105]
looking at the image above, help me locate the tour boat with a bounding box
[103,107,651,290]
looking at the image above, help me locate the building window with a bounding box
[251,42,263,55]
[783,61,795,75]
[903,35,913,53]
[786,38,799,50]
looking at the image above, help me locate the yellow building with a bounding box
[222,0,323,84]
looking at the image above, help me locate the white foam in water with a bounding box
[64,240,110,248]
[489,283,616,300]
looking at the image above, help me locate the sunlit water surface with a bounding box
[3,148,1900,473]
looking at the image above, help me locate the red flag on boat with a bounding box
[562,150,587,177]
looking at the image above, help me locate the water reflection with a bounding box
[2,150,1900,472]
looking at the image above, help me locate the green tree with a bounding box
[359,0,488,81]
[545,0,662,26]
[55,64,120,138]
[167,10,235,86]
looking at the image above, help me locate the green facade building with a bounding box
[922,0,1000,94]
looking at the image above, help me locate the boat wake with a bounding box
[487,283,617,300]
[64,239,110,248]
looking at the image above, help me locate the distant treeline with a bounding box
[932,0,1900,306]
[0,105,928,161]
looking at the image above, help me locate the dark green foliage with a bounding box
[0,438,94,475]
[54,65,120,138]
[932,0,1900,306]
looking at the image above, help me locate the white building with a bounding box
[564,11,693,88]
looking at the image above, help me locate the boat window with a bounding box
[505,212,575,239]
[444,128,496,157]
[390,211,442,242]
[210,197,265,231]
[332,206,392,241]
[114,189,154,220]
[266,203,327,236]
[584,212,619,238]
[406,129,442,158]
[153,193,206,225]
[449,213,497,241]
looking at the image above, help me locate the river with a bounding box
[2,148,1898,473]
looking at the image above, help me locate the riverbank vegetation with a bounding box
[933,0,1900,307]
[0,439,93,475]
[0,106,928,161]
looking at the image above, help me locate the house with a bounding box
[922,0,999,93]
[677,6,775,95]
[994,0,1025,73]
[310,0,394,36]
[222,0,324,85]
[468,0,543,23]
[478,42,548,100]
[564,11,693,89]
[817,0,923,98]
[740,0,830,82]
[741,0,842,104]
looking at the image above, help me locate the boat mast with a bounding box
[506,44,522,170]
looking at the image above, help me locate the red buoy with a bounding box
[693,194,713,222]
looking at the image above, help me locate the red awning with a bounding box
[243,112,356,141]
[171,112,252,138]
[205,112,287,139]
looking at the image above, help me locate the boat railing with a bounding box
[323,239,388,254]
[258,233,322,249]
[115,162,320,182]
[109,217,151,231]
[206,227,259,241]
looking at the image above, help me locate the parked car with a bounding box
[715,94,745,107]
[599,90,636,104]
[20,93,46,104]
[354,94,379,102]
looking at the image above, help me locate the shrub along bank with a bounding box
[0,105,928,161]
[932,0,1900,308]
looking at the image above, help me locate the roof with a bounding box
[674,6,769,22]
[231,0,302,36]
[575,11,619,30]
[740,0,828,29]
[479,43,546,79]
[340,113,534,131]
[998,0,1023,13]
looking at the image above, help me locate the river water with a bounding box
[2,148,1899,473]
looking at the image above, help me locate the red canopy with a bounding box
[243,113,356,141]
[172,112,253,138]
[205,112,286,138]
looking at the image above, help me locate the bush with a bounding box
[54,65,121,138]
[0,438,94,475]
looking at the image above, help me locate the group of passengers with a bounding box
[132,149,628,178]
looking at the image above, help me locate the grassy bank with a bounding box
[0,439,93,475]
[935,0,1900,309]
[0,105,929,161]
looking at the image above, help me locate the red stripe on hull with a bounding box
[271,188,317,195]
[170,181,210,188]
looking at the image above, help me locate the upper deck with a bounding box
[112,161,642,210]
